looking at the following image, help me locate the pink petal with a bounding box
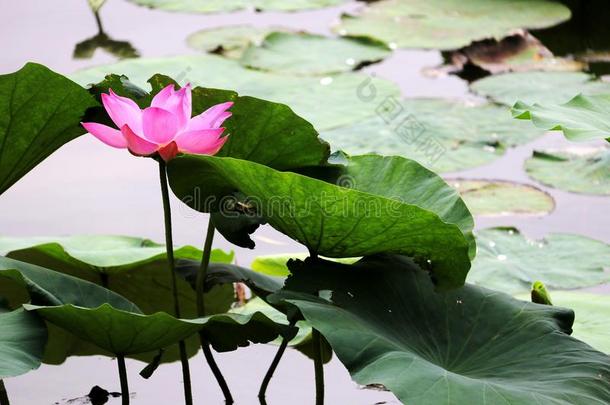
[186,102,233,131]
[81,122,127,148]
[142,107,180,144]
[159,141,179,162]
[151,83,192,129]
[175,128,227,155]
[121,125,159,156]
[102,90,143,134]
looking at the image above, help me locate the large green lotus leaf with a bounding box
[230,297,332,363]
[335,0,570,50]
[471,71,610,106]
[449,179,555,216]
[127,0,347,13]
[26,303,290,355]
[0,257,291,357]
[525,147,610,195]
[0,307,47,378]
[187,25,286,59]
[516,291,610,354]
[0,63,97,195]
[71,54,400,131]
[513,94,610,142]
[271,255,610,405]
[240,32,391,76]
[251,253,358,277]
[0,235,235,317]
[320,98,544,172]
[469,228,610,294]
[168,154,472,290]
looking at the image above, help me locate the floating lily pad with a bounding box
[187,26,288,59]
[516,291,610,354]
[471,71,610,106]
[335,0,571,50]
[168,154,473,290]
[525,147,610,195]
[0,307,47,378]
[240,32,391,75]
[0,63,97,196]
[72,54,400,131]
[271,255,610,404]
[469,228,610,294]
[321,98,544,172]
[449,179,555,216]
[127,0,348,13]
[513,94,610,142]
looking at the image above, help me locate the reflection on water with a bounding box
[1,0,609,404]
[74,8,139,60]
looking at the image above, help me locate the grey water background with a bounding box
[0,0,608,404]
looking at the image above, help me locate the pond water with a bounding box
[1,0,608,404]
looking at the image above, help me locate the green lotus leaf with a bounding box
[126,0,348,13]
[71,54,400,131]
[472,71,610,106]
[469,228,610,294]
[449,179,555,216]
[0,307,47,378]
[271,255,610,404]
[513,94,610,142]
[517,291,610,354]
[0,235,235,317]
[168,154,472,290]
[320,98,544,172]
[240,32,391,76]
[251,254,358,277]
[0,257,292,358]
[230,297,332,363]
[0,63,97,195]
[335,0,570,50]
[187,25,288,59]
[525,147,610,195]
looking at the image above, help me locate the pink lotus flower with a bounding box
[82,84,232,161]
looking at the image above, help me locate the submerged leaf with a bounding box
[271,255,610,404]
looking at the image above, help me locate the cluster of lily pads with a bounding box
[2,0,610,404]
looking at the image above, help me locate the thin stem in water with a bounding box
[158,160,193,405]
[258,320,297,401]
[312,329,325,405]
[0,379,10,405]
[117,355,129,405]
[196,218,234,403]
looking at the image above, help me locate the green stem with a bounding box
[158,160,193,405]
[312,329,325,405]
[258,320,297,401]
[117,355,129,405]
[196,218,234,403]
[0,380,10,405]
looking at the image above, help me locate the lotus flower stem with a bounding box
[158,160,193,405]
[196,218,234,403]
[258,320,297,401]
[0,379,10,405]
[312,329,325,405]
